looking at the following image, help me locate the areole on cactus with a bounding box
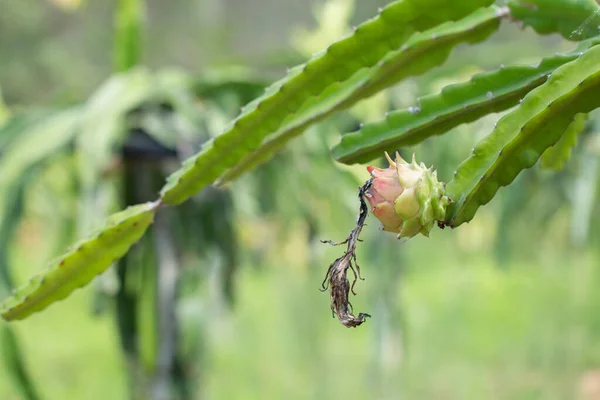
[365,152,450,238]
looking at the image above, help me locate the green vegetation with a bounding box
[1,0,600,398]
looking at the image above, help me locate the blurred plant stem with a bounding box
[0,88,9,126]
[0,322,41,400]
[366,232,405,399]
[0,171,40,400]
[151,208,183,400]
[305,215,329,398]
[571,144,599,246]
[116,130,197,399]
[114,0,144,72]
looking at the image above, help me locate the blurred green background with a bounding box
[1,0,600,399]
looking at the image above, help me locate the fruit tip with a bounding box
[394,151,407,164]
[384,151,396,167]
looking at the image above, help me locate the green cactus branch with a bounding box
[159,0,494,205]
[508,0,600,40]
[216,5,505,184]
[445,45,600,227]
[4,0,600,324]
[540,113,587,170]
[0,202,158,321]
[332,38,600,164]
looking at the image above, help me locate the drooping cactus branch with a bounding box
[320,179,372,328]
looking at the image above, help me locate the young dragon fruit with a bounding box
[364,152,450,238]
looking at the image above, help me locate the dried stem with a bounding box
[320,179,373,328]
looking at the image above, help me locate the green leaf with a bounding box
[0,179,40,400]
[541,113,587,170]
[508,0,600,40]
[0,87,10,126]
[570,149,599,245]
[0,171,29,294]
[217,6,505,184]
[78,69,154,184]
[159,0,495,205]
[1,323,41,400]
[193,67,267,104]
[137,233,158,374]
[77,69,154,231]
[0,202,158,321]
[445,45,600,227]
[0,110,80,187]
[114,0,144,72]
[0,109,80,229]
[332,38,600,164]
[0,114,60,397]
[0,111,53,150]
[149,70,216,147]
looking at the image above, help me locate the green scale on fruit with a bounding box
[365,152,450,238]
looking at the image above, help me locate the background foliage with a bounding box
[1,0,600,399]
